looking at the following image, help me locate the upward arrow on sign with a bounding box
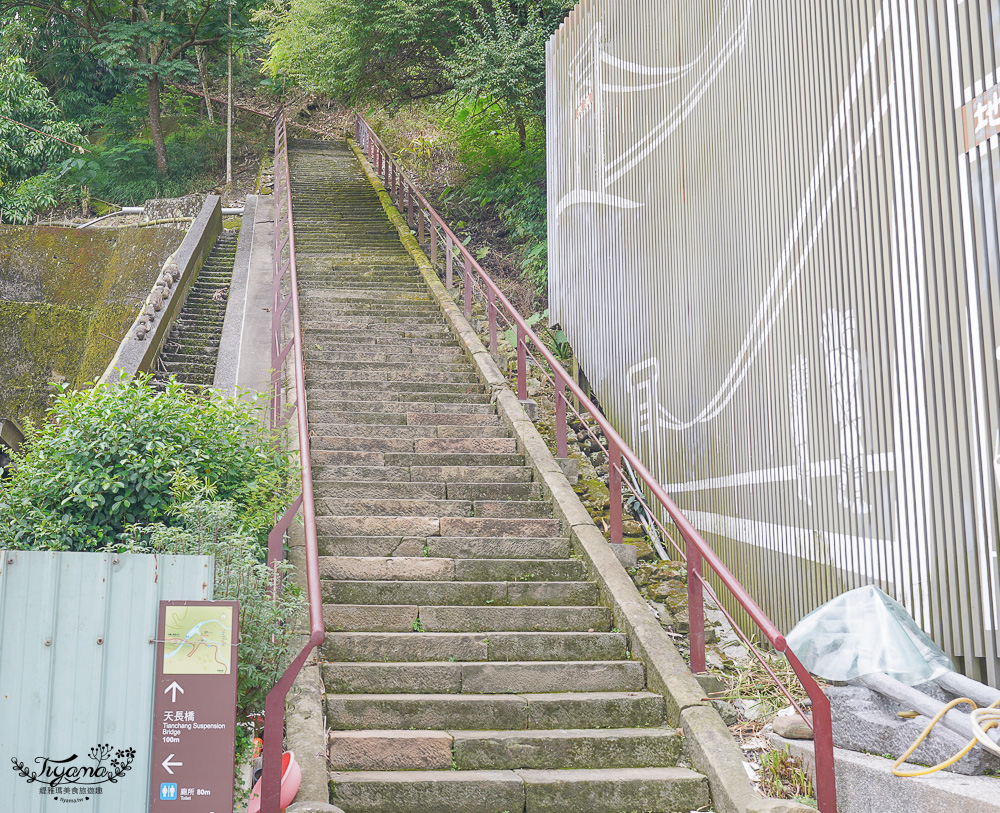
[164,681,185,703]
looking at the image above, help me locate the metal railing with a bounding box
[355,113,837,813]
[258,109,324,813]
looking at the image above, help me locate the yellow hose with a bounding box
[891,696,1000,777]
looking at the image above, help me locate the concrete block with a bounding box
[321,661,463,694]
[517,766,710,813]
[485,631,627,662]
[772,733,1000,813]
[327,730,453,771]
[451,727,684,770]
[524,691,664,729]
[326,692,528,731]
[460,660,645,694]
[329,769,524,813]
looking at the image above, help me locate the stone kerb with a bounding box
[101,195,223,383]
[347,137,812,813]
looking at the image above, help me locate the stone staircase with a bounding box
[154,229,239,387]
[290,137,711,813]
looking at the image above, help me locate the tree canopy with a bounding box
[0,55,83,221]
[265,0,570,133]
[1,0,251,174]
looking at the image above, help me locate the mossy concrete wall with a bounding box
[0,225,183,425]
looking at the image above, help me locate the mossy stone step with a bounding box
[320,631,628,664]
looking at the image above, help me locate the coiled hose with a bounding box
[892,696,1000,777]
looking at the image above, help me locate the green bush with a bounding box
[89,122,225,205]
[0,375,294,550]
[124,499,306,721]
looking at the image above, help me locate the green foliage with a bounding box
[128,499,307,721]
[445,0,567,129]
[265,0,465,102]
[502,308,569,359]
[447,104,548,286]
[758,746,816,805]
[88,122,226,205]
[1,11,128,120]
[0,54,84,222]
[0,375,294,551]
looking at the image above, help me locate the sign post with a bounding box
[150,600,239,813]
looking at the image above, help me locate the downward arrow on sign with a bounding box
[161,754,183,775]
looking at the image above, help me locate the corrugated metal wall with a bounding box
[548,0,1000,685]
[0,552,213,811]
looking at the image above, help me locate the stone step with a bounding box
[306,379,484,394]
[307,337,461,351]
[323,604,612,632]
[303,349,467,364]
[305,400,496,415]
[309,451,523,469]
[316,516,558,537]
[306,390,490,406]
[314,496,545,518]
[327,766,709,813]
[311,481,542,500]
[309,435,515,454]
[326,727,682,772]
[306,369,480,384]
[319,557,584,582]
[320,660,645,695]
[320,579,598,607]
[329,769,523,813]
[317,536,571,559]
[326,691,664,731]
[310,465,535,484]
[308,423,508,440]
[452,728,684,770]
[320,631,627,663]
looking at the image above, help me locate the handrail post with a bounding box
[464,255,472,318]
[430,216,438,267]
[688,539,706,673]
[446,238,453,288]
[556,377,568,458]
[487,287,497,353]
[517,324,527,401]
[608,442,623,545]
[407,185,414,229]
[418,204,425,244]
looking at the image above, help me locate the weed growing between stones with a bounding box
[758,746,816,806]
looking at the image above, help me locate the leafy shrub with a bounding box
[448,104,548,286]
[0,375,294,550]
[123,499,306,721]
[89,122,225,205]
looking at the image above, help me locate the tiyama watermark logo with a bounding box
[11,743,136,802]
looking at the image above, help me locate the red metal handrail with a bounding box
[257,109,325,813]
[355,113,837,813]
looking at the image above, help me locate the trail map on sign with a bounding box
[163,605,234,675]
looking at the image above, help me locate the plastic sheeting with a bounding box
[786,585,954,685]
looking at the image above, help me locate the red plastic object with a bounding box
[247,751,301,813]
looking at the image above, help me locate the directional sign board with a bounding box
[150,600,239,813]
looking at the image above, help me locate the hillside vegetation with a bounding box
[1,0,563,298]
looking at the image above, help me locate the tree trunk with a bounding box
[196,46,215,124]
[516,114,527,150]
[148,74,169,175]
[226,1,233,186]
